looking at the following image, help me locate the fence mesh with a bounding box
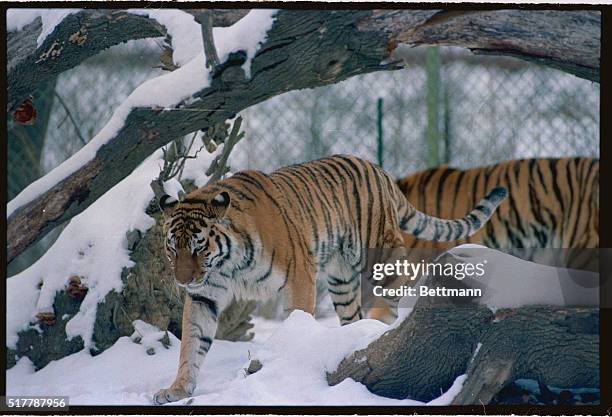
[230,47,599,178]
[28,42,600,182]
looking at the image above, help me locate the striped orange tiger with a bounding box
[369,157,599,322]
[398,157,599,254]
[153,154,507,404]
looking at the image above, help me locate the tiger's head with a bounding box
[160,190,233,290]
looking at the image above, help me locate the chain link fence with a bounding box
[7,40,600,275]
[24,42,600,183]
[41,39,165,173]
[231,47,599,177]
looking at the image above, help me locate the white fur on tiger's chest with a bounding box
[230,235,287,302]
[242,265,287,301]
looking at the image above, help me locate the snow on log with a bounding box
[7,9,600,264]
[7,8,255,114]
[328,248,599,405]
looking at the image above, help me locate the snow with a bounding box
[212,9,277,78]
[129,9,277,77]
[444,244,599,310]
[387,243,598,327]
[7,9,277,219]
[5,273,41,348]
[7,311,466,405]
[6,145,218,350]
[469,343,482,364]
[7,9,82,47]
[131,320,170,352]
[127,9,203,67]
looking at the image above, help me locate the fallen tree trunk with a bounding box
[451,307,598,405]
[373,9,600,82]
[7,9,600,264]
[328,295,599,405]
[7,205,256,370]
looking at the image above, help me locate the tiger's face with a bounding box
[161,191,232,289]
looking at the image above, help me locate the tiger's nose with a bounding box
[174,261,198,285]
[174,249,203,285]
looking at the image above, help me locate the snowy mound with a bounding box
[393,244,599,314]
[7,311,466,405]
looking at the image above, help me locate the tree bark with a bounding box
[365,10,600,82]
[7,9,601,265]
[7,205,256,370]
[328,294,599,404]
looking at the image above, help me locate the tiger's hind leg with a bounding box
[366,229,410,323]
[322,253,362,325]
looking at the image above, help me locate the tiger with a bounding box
[153,154,507,404]
[369,156,599,322]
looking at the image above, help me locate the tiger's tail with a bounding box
[398,186,508,241]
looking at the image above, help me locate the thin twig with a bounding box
[206,116,245,185]
[199,10,220,71]
[54,92,87,146]
[177,132,203,181]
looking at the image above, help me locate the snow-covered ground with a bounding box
[6,311,466,406]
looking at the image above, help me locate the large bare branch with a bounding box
[364,9,600,82]
[7,9,600,264]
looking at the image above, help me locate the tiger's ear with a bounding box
[211,191,230,218]
[159,194,178,213]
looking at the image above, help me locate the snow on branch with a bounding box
[7,9,601,265]
[7,9,167,114]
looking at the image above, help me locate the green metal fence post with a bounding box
[426,47,441,167]
[443,87,451,164]
[377,97,384,167]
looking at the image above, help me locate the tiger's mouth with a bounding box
[177,272,209,290]
[187,280,205,290]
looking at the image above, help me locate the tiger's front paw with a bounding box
[153,385,190,405]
